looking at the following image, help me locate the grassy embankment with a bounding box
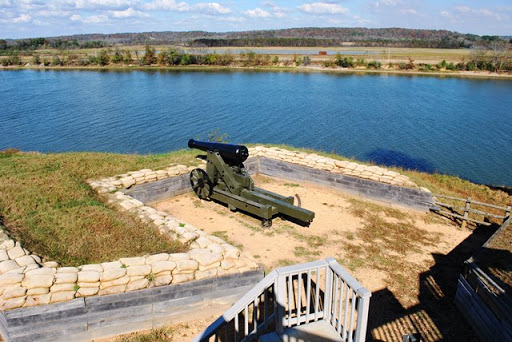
[0,149,201,266]
[0,145,510,269]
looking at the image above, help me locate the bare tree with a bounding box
[489,40,511,73]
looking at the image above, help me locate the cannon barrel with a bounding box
[188,139,249,164]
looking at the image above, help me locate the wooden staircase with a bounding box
[193,258,371,342]
[259,320,343,342]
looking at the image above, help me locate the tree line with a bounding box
[1,43,510,73]
[2,27,511,54]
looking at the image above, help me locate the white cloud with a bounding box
[143,0,230,14]
[244,8,270,18]
[374,0,401,8]
[298,2,349,15]
[263,1,286,18]
[35,9,71,17]
[0,0,11,8]
[143,0,190,11]
[193,2,230,14]
[70,13,108,23]
[10,13,31,22]
[400,8,416,15]
[70,0,136,10]
[110,7,147,17]
[454,6,471,14]
[451,6,504,22]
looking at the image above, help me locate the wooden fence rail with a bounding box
[433,194,511,229]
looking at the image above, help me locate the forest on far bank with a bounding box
[2,27,511,54]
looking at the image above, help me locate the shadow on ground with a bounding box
[368,223,498,341]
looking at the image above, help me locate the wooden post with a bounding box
[505,206,511,224]
[461,197,471,229]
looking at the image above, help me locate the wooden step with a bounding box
[259,320,343,342]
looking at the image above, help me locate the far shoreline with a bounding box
[2,64,512,80]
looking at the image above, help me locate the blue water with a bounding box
[1,69,511,186]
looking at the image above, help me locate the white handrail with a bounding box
[191,270,278,342]
[193,258,371,342]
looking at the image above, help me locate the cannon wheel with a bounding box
[190,168,213,200]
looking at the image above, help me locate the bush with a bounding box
[0,55,21,66]
[52,55,62,66]
[446,62,456,71]
[96,50,110,66]
[367,60,381,69]
[141,45,156,65]
[356,58,367,67]
[436,59,447,69]
[272,56,279,65]
[334,53,354,67]
[180,53,191,65]
[32,54,41,65]
[111,49,124,64]
[302,56,311,66]
[466,61,477,71]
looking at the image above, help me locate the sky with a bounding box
[0,0,511,39]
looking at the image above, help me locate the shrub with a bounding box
[32,54,41,65]
[272,56,279,65]
[52,55,62,66]
[141,45,156,65]
[466,61,477,71]
[436,59,448,69]
[446,62,456,71]
[111,49,124,64]
[334,53,354,67]
[367,60,381,69]
[96,50,110,66]
[356,58,367,67]
[302,56,311,66]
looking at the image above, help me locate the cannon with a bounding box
[188,139,315,227]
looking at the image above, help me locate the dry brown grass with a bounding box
[340,198,443,305]
[0,149,198,266]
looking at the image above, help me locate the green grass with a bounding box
[0,149,198,266]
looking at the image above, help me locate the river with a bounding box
[1,69,511,186]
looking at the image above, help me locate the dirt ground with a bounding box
[151,174,487,341]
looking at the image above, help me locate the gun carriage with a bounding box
[188,139,315,227]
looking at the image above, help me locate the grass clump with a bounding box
[211,230,243,250]
[116,327,175,342]
[0,150,198,266]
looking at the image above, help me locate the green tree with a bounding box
[141,45,156,65]
[111,49,124,64]
[96,49,110,66]
[32,54,41,65]
[52,55,62,66]
[123,50,132,64]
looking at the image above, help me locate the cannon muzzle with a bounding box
[188,139,249,164]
